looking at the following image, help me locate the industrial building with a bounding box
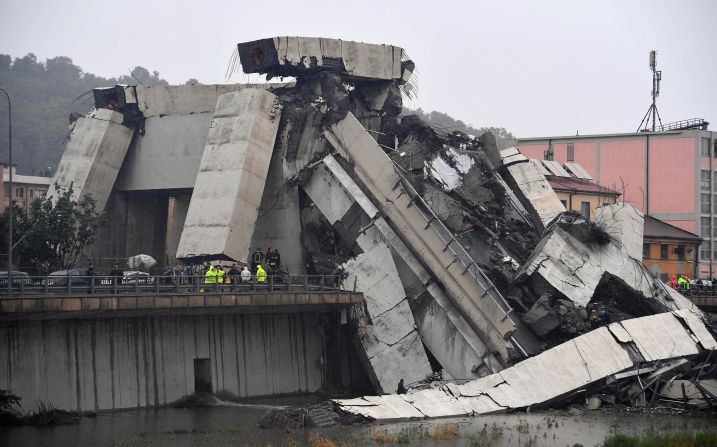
[516,127,717,278]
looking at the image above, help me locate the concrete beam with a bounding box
[238,37,407,81]
[499,148,565,231]
[304,155,502,378]
[324,113,516,365]
[343,243,433,394]
[335,310,716,420]
[176,89,281,262]
[50,108,135,211]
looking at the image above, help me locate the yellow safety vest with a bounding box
[205,268,216,284]
[256,266,267,283]
[217,269,225,284]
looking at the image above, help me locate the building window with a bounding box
[15,187,24,197]
[675,245,685,261]
[560,199,568,209]
[643,243,650,259]
[702,137,711,157]
[567,143,574,161]
[701,170,711,190]
[702,193,711,213]
[701,241,711,261]
[29,189,34,198]
[660,244,668,259]
[703,217,711,237]
[580,201,590,219]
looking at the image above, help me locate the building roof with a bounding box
[10,175,53,186]
[514,128,714,143]
[547,177,621,196]
[643,215,702,243]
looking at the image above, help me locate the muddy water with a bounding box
[1,405,715,447]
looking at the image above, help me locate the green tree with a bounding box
[0,54,170,173]
[1,184,105,273]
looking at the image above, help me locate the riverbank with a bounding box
[1,403,715,447]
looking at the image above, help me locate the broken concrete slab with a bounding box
[238,37,407,81]
[176,88,281,262]
[343,243,432,394]
[304,154,504,378]
[325,113,518,365]
[335,310,716,420]
[500,148,565,231]
[594,204,644,262]
[515,206,700,314]
[50,108,135,211]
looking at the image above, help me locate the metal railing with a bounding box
[0,274,343,298]
[393,173,514,316]
[658,118,709,132]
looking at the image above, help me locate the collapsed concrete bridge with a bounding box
[8,36,713,412]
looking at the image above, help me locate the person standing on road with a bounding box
[85,262,96,293]
[251,247,264,274]
[241,266,251,284]
[109,262,123,292]
[216,265,226,285]
[256,264,267,284]
[204,264,216,285]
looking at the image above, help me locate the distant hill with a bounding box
[0,53,513,174]
[405,108,515,149]
[0,54,178,174]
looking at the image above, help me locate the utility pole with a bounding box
[0,87,12,296]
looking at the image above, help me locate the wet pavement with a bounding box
[1,405,716,446]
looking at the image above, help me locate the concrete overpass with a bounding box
[0,278,367,412]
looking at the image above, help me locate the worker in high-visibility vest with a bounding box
[256,264,267,283]
[204,265,217,285]
[217,265,226,284]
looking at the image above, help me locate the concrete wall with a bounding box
[176,89,281,262]
[115,114,212,191]
[125,191,170,268]
[51,109,135,211]
[0,313,325,412]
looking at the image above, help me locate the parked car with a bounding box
[122,271,155,285]
[0,271,33,286]
[42,269,88,286]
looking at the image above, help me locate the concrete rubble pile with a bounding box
[50,36,716,419]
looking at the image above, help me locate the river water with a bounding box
[1,404,715,446]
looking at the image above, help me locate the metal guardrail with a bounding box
[394,173,514,316]
[0,274,343,298]
[658,118,708,132]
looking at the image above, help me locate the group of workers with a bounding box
[588,303,610,329]
[202,247,282,286]
[669,274,693,291]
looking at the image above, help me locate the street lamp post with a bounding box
[0,87,12,296]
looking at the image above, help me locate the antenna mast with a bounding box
[637,50,663,132]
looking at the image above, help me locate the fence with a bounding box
[0,274,343,298]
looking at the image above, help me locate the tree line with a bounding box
[0,53,196,174]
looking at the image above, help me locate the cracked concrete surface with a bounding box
[335,309,716,420]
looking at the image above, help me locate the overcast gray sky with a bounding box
[1,0,715,138]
